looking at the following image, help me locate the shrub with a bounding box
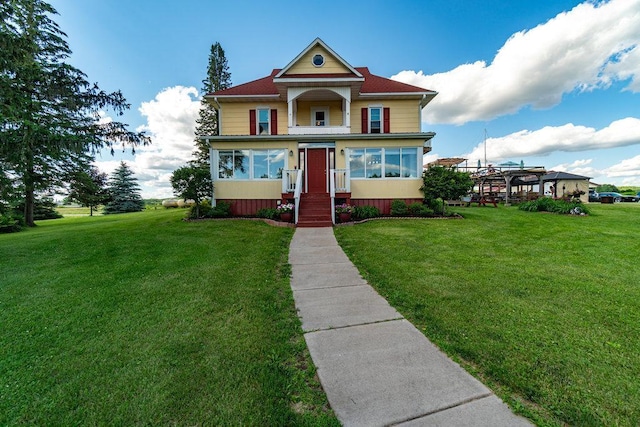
[256,207,278,220]
[188,200,232,219]
[518,197,590,215]
[390,200,408,216]
[408,202,434,217]
[0,214,23,233]
[352,205,380,220]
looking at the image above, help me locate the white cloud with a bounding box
[462,117,640,163]
[93,86,201,199]
[603,154,640,178]
[550,159,599,178]
[392,0,640,124]
[422,152,440,167]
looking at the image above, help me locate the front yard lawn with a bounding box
[334,203,640,426]
[0,210,338,426]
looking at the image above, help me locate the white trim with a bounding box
[311,107,330,127]
[346,147,420,179]
[368,106,383,134]
[215,148,288,180]
[312,53,325,67]
[360,91,437,97]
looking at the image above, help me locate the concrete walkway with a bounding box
[289,227,533,427]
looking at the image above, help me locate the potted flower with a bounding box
[276,202,294,222]
[335,203,353,222]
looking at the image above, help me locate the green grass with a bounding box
[334,204,640,426]
[0,210,338,426]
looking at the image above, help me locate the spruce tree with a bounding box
[193,42,231,167]
[0,0,149,226]
[103,162,144,214]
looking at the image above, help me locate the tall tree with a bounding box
[0,0,149,227]
[103,162,144,214]
[65,165,110,216]
[193,42,231,167]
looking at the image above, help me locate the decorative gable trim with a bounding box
[275,38,363,79]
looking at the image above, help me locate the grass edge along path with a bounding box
[0,210,339,426]
[334,204,640,427]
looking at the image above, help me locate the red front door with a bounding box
[307,148,327,193]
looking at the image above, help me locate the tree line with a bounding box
[1,0,233,230]
[1,0,150,231]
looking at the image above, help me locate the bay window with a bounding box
[218,149,285,180]
[349,147,419,179]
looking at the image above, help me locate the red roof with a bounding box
[356,67,432,94]
[208,67,433,97]
[209,69,281,97]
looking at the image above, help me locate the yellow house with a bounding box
[201,38,437,226]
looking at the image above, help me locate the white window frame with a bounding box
[257,108,270,135]
[368,106,383,134]
[348,147,420,179]
[216,149,286,180]
[311,107,330,127]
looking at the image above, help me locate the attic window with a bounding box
[312,54,325,67]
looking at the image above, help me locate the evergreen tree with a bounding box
[193,42,231,167]
[66,165,110,216]
[103,162,144,214]
[0,0,149,226]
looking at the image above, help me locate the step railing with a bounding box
[282,169,299,194]
[293,169,303,224]
[330,169,336,224]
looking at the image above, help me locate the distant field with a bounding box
[55,206,96,216]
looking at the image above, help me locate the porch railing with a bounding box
[293,170,303,224]
[330,169,350,225]
[333,169,350,193]
[282,169,299,193]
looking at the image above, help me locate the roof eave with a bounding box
[199,132,436,143]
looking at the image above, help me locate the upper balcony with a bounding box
[288,125,351,135]
[286,87,352,136]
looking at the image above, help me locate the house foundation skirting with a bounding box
[351,198,423,215]
[219,199,279,216]
[221,198,424,216]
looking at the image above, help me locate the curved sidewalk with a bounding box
[289,227,532,427]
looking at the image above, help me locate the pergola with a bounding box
[459,165,547,205]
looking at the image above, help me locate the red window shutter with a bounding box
[383,107,390,133]
[270,109,278,135]
[361,108,368,133]
[249,109,256,135]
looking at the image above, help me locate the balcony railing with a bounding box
[288,126,350,135]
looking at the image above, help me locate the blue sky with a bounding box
[50,0,640,198]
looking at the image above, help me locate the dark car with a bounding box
[598,192,640,203]
[588,190,599,202]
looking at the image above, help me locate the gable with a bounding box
[284,45,354,76]
[275,38,362,79]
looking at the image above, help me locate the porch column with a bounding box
[288,99,294,128]
[343,98,351,128]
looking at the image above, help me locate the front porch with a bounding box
[281,168,350,227]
